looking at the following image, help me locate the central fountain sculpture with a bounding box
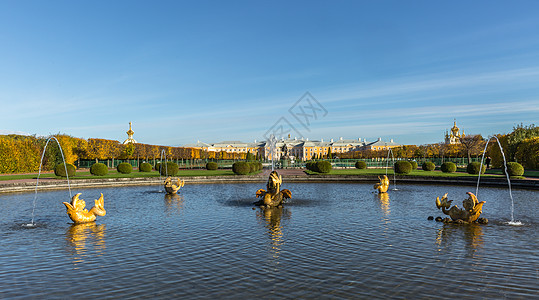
[164,177,185,194]
[374,175,390,193]
[435,192,486,223]
[255,171,292,208]
[63,193,106,223]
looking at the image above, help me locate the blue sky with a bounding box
[1,1,539,146]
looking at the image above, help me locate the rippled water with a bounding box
[1,183,537,299]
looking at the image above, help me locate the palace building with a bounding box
[185,137,401,161]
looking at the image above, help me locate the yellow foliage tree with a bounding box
[515,137,539,169]
[87,138,120,161]
[1,133,243,174]
[55,134,87,165]
[0,135,41,173]
[487,134,509,168]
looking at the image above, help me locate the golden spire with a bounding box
[451,119,460,133]
[126,122,134,136]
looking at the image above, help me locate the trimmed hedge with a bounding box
[206,162,218,170]
[409,160,418,170]
[90,163,108,176]
[355,161,367,169]
[504,162,524,176]
[441,162,457,173]
[466,162,486,175]
[117,162,133,174]
[249,162,258,173]
[139,162,152,172]
[422,161,435,171]
[394,161,412,174]
[160,162,179,176]
[306,161,332,173]
[316,161,332,173]
[54,163,76,177]
[232,162,251,175]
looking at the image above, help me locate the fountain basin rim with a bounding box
[1,174,537,194]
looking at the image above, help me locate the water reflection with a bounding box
[435,223,484,258]
[164,194,184,215]
[256,207,291,260]
[65,223,106,267]
[0,184,536,298]
[376,193,391,217]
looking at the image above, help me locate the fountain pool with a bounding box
[1,183,537,298]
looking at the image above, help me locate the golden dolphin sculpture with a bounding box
[164,176,185,194]
[374,175,390,193]
[436,192,485,222]
[63,193,106,223]
[255,171,292,208]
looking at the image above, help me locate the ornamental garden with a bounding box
[0,124,537,178]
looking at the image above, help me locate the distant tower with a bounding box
[444,119,464,144]
[123,122,137,144]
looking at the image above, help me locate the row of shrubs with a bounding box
[54,161,180,177]
[55,160,240,177]
[353,160,525,176]
[54,160,526,177]
[305,161,332,173]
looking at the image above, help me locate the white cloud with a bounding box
[0,129,31,135]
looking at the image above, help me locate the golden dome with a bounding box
[451,120,459,133]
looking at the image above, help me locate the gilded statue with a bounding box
[164,176,185,194]
[435,192,485,222]
[374,175,390,193]
[255,171,292,208]
[63,193,106,223]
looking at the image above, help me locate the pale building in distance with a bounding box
[185,136,401,161]
[444,120,464,144]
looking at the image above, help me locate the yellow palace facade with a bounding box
[185,137,400,161]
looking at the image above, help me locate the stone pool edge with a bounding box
[1,174,537,194]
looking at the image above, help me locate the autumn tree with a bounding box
[514,137,539,169]
[506,124,539,161]
[119,143,135,159]
[459,134,485,163]
[0,135,41,173]
[488,124,538,168]
[441,143,461,158]
[87,138,120,162]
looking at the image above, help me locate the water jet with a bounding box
[31,136,72,226]
[476,136,519,225]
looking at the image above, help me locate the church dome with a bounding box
[451,121,459,133]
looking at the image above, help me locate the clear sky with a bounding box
[1,1,538,146]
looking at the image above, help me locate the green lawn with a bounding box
[177,169,237,176]
[1,167,536,181]
[0,169,238,181]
